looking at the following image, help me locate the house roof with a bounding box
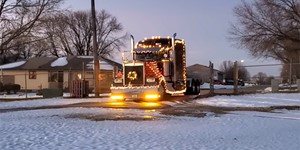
[186,64,224,79]
[22,57,56,69]
[0,56,122,71]
[187,64,222,73]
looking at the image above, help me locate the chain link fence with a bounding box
[200,62,300,95]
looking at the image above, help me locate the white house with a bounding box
[0,56,121,93]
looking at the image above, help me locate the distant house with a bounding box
[0,56,121,93]
[186,64,224,83]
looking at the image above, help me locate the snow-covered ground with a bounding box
[201,83,235,89]
[0,97,109,109]
[195,93,300,107]
[1,93,300,150]
[200,82,299,91]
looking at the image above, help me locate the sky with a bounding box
[62,0,281,76]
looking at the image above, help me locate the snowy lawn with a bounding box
[195,93,300,107]
[0,93,300,150]
[0,93,111,109]
[0,97,110,109]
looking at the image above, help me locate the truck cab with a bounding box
[110,34,199,101]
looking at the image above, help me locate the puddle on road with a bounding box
[1,100,300,121]
[65,113,170,121]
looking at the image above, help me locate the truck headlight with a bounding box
[146,78,156,83]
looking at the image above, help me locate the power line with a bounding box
[240,63,283,68]
[240,62,300,68]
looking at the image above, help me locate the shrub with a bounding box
[12,84,21,94]
[0,82,3,92]
[3,83,21,94]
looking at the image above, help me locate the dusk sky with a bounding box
[63,0,281,76]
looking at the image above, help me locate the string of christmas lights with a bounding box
[111,38,187,95]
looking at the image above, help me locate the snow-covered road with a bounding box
[1,93,300,150]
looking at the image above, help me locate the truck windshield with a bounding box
[135,53,164,61]
[137,39,172,48]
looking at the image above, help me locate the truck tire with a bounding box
[193,80,198,94]
[159,83,171,100]
[195,79,200,94]
[185,79,193,95]
[191,79,196,94]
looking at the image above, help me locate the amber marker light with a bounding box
[110,95,124,100]
[145,94,160,100]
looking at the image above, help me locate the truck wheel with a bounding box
[185,87,192,95]
[185,80,192,95]
[196,79,200,94]
[191,79,196,94]
[159,84,168,100]
[160,90,172,101]
[194,80,199,94]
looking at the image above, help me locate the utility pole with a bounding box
[234,61,238,94]
[1,68,3,84]
[209,61,214,95]
[25,73,27,99]
[289,58,292,90]
[91,0,100,97]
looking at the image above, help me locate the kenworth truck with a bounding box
[110,34,201,101]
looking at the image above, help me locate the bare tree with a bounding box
[253,72,269,85]
[40,13,70,57]
[0,0,63,64]
[41,10,127,58]
[230,0,300,78]
[219,60,250,81]
[265,76,275,85]
[280,62,299,83]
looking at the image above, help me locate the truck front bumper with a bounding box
[110,85,161,101]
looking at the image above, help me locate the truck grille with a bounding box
[124,65,144,85]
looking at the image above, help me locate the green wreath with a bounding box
[127,71,137,81]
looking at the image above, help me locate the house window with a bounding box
[98,73,106,81]
[49,71,63,82]
[77,73,82,80]
[29,71,37,79]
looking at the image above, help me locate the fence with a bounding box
[0,71,112,97]
[241,63,300,85]
[201,61,300,95]
[70,80,89,98]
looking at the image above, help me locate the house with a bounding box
[0,56,121,93]
[186,64,224,83]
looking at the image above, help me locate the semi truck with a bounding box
[110,34,201,101]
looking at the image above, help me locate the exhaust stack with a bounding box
[130,35,135,60]
[172,33,177,82]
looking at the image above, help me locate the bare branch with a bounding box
[41,9,126,58]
